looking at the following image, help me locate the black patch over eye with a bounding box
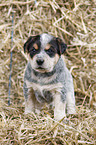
[28,41,41,58]
[45,46,56,57]
[29,46,39,58]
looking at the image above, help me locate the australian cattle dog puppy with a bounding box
[23,33,76,121]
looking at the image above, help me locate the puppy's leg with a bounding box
[53,92,66,137]
[66,92,76,114]
[23,81,37,113]
[24,88,35,114]
[25,96,34,114]
[24,88,43,114]
[54,92,66,121]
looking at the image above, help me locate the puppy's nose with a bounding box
[36,59,44,65]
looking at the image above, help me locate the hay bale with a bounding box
[0,0,96,144]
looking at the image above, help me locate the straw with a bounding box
[0,0,96,144]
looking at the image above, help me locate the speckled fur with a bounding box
[23,33,76,120]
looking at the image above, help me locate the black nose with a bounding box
[36,59,44,65]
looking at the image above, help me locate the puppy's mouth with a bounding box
[35,66,51,73]
[36,66,45,69]
[36,67,46,72]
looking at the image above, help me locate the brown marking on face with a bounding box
[45,44,51,50]
[33,43,38,50]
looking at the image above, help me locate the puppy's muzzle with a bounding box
[36,58,44,66]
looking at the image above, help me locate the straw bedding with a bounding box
[0,0,96,144]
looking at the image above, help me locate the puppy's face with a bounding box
[24,33,67,73]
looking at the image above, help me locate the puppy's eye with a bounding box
[46,46,55,57]
[29,47,36,53]
[32,47,36,52]
[47,48,54,53]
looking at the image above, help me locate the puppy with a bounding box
[23,33,75,121]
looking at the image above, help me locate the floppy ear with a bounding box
[23,35,40,53]
[24,36,33,53]
[56,38,67,55]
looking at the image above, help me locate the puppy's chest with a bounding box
[26,80,63,103]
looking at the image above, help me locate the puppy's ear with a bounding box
[24,36,33,53]
[24,35,40,53]
[56,38,67,55]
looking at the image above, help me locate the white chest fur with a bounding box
[26,80,63,95]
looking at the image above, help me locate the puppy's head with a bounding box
[24,33,67,73]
